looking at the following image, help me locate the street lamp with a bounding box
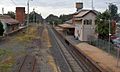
[108,20,111,54]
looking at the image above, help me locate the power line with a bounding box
[0,0,13,7]
[91,0,94,10]
[10,0,17,5]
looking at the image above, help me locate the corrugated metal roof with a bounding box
[0,15,11,19]
[0,15,19,25]
[75,10,90,17]
[75,9,90,14]
[65,19,73,24]
[0,19,19,25]
[74,9,98,18]
[58,24,75,28]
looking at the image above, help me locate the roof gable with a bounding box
[74,9,98,18]
[0,19,19,25]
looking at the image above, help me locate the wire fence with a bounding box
[88,36,120,67]
[87,36,118,57]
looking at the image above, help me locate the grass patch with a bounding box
[0,63,13,72]
[15,26,38,43]
[0,49,15,72]
[0,49,6,57]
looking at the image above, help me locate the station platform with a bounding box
[54,26,120,72]
[66,36,120,72]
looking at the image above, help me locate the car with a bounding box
[112,37,120,48]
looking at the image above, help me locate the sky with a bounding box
[0,0,120,18]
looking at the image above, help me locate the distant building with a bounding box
[0,15,19,35]
[16,7,25,25]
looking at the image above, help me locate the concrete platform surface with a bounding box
[66,36,120,72]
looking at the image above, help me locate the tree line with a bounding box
[45,14,73,25]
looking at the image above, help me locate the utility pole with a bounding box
[2,8,4,15]
[117,48,120,67]
[27,0,33,27]
[33,8,36,24]
[27,0,29,27]
[91,0,94,10]
[26,0,33,34]
[108,20,111,54]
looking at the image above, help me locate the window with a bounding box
[84,19,92,25]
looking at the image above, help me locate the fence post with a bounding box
[98,39,99,48]
[116,48,120,67]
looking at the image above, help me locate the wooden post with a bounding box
[117,48,120,67]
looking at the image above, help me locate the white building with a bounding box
[73,9,98,41]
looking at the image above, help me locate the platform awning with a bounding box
[58,24,75,29]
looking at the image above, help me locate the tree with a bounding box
[7,11,15,19]
[96,3,119,39]
[59,14,73,23]
[96,10,112,39]
[45,14,61,25]
[109,3,118,20]
[29,11,44,23]
[45,14,73,25]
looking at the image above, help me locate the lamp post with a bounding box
[108,20,111,54]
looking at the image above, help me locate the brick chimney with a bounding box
[16,7,25,25]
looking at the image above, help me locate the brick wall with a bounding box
[16,7,25,24]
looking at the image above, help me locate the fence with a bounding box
[88,36,118,57]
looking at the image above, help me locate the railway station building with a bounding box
[73,2,98,41]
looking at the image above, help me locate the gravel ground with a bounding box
[0,24,58,72]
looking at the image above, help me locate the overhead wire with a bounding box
[10,0,17,5]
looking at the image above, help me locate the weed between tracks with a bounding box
[15,26,38,43]
[42,28,52,48]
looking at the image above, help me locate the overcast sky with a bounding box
[0,0,120,18]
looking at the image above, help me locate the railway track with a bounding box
[48,25,107,72]
[48,25,73,72]
[57,33,105,72]
[13,55,37,72]
[14,26,43,72]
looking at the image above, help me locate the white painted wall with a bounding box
[74,12,96,41]
[75,24,83,40]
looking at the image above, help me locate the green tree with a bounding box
[45,14,73,25]
[45,14,61,25]
[96,10,112,39]
[96,3,119,39]
[59,14,73,23]
[109,3,118,20]
[7,11,15,19]
[29,11,44,23]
